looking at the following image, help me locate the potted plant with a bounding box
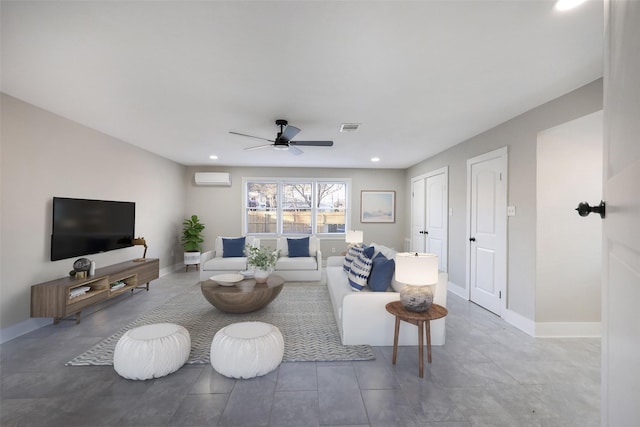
[246,245,279,283]
[182,215,205,269]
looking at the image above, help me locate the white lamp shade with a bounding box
[395,252,438,286]
[345,230,363,245]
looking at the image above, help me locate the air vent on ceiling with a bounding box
[339,123,360,132]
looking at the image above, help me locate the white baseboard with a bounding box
[160,262,184,277]
[0,317,51,344]
[503,308,536,337]
[447,281,468,300]
[535,321,601,338]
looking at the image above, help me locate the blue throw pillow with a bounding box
[287,237,310,257]
[368,253,395,292]
[362,245,375,259]
[222,237,246,258]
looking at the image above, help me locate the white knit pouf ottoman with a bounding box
[210,321,284,379]
[113,323,191,380]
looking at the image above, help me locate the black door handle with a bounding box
[575,201,606,218]
[469,237,476,242]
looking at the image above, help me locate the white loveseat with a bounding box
[325,246,448,346]
[273,236,322,281]
[199,236,260,281]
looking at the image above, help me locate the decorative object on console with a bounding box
[73,258,91,279]
[182,215,206,271]
[395,252,439,312]
[73,258,91,272]
[132,237,147,262]
[345,230,363,249]
[246,245,278,283]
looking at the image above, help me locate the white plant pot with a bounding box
[253,268,270,284]
[184,252,201,265]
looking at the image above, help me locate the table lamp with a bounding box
[345,230,363,249]
[395,252,438,312]
[132,237,147,262]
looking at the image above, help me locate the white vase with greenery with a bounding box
[246,245,278,283]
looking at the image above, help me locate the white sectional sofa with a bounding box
[325,245,448,346]
[273,236,322,281]
[199,236,259,282]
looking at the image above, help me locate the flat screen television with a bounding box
[51,197,135,261]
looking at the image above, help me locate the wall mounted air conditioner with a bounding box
[194,172,231,186]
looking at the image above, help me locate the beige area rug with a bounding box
[66,281,374,365]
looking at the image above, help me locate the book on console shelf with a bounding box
[69,286,91,299]
[110,281,126,291]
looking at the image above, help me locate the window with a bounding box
[244,178,349,236]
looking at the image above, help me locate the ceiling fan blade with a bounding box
[288,145,303,155]
[280,125,301,142]
[229,131,274,143]
[244,144,272,151]
[289,140,334,147]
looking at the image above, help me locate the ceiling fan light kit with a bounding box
[230,119,334,155]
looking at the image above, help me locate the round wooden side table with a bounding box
[385,301,448,378]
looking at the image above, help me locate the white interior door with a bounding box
[602,1,640,424]
[411,178,426,253]
[411,168,448,272]
[426,170,448,272]
[467,148,507,315]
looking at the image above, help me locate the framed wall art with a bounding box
[361,190,395,223]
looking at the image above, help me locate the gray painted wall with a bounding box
[0,94,187,333]
[184,166,407,256]
[405,79,603,321]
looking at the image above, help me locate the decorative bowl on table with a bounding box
[210,273,244,286]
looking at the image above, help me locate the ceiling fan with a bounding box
[229,119,334,155]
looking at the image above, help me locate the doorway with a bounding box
[536,111,602,336]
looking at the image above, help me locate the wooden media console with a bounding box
[31,258,159,324]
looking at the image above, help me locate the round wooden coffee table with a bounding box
[200,275,285,314]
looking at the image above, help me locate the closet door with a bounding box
[411,167,448,272]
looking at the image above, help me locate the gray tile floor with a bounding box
[1,270,601,427]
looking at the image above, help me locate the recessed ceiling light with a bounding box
[209,155,218,160]
[554,0,587,11]
[371,157,380,162]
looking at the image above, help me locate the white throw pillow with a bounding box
[347,252,373,291]
[343,246,363,272]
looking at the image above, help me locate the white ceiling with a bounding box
[1,0,603,169]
